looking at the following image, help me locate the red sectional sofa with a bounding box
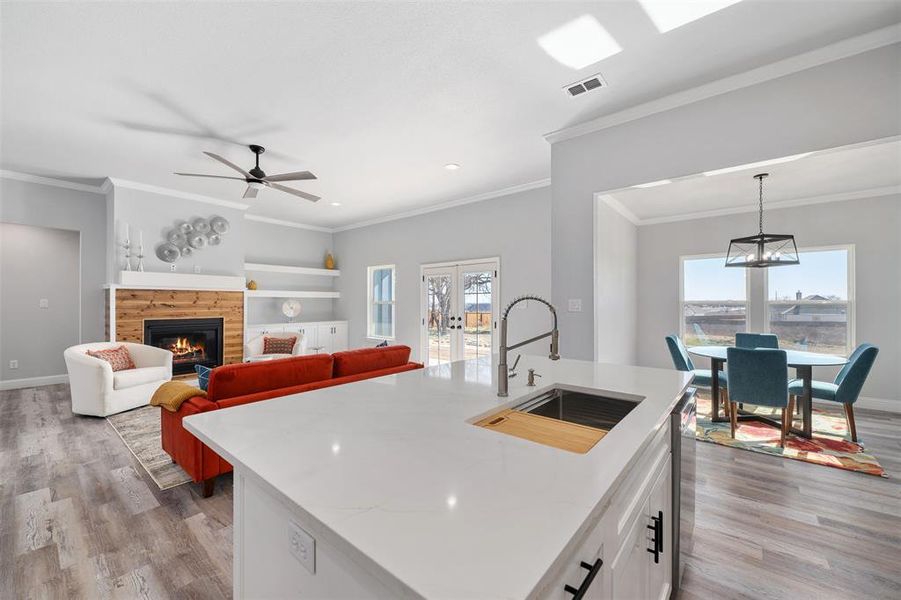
[161,345,422,496]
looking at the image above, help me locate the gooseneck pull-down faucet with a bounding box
[497,295,559,397]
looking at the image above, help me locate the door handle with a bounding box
[563,559,603,599]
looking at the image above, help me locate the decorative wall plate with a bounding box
[282,299,302,319]
[210,216,230,234]
[187,233,207,249]
[181,245,193,257]
[166,230,186,245]
[178,222,194,234]
[156,243,181,263]
[207,233,222,246]
[192,217,211,233]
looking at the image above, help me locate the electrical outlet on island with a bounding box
[170,264,177,272]
[194,265,202,274]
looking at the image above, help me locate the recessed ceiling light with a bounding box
[330,202,342,206]
[637,0,743,33]
[537,15,622,70]
[702,153,813,177]
[632,179,672,188]
[444,163,461,171]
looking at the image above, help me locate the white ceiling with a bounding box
[2,1,899,228]
[605,138,901,222]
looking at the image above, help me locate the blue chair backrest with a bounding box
[726,347,788,408]
[735,333,779,349]
[665,335,694,372]
[834,344,878,405]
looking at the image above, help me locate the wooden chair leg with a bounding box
[779,405,790,448]
[721,389,730,420]
[844,403,858,443]
[201,477,216,498]
[794,395,801,415]
[729,401,738,439]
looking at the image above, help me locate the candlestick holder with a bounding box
[136,247,145,272]
[121,239,132,271]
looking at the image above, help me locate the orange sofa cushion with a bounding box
[206,354,333,402]
[332,345,412,378]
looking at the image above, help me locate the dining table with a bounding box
[687,345,848,439]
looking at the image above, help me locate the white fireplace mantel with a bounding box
[105,270,246,291]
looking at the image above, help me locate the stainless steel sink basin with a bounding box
[512,387,643,431]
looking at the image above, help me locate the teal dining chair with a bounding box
[727,347,793,447]
[788,344,878,442]
[665,335,729,417]
[735,333,779,349]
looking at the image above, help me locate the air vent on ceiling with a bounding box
[564,73,607,98]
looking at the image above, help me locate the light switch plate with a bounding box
[39,299,49,309]
[9,360,18,370]
[288,521,315,574]
[568,299,582,312]
[193,265,202,274]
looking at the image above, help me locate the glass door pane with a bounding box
[425,272,454,366]
[462,269,493,361]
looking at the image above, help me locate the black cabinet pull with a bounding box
[563,558,603,599]
[647,510,663,563]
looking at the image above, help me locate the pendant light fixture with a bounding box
[725,173,799,268]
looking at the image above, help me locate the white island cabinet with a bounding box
[184,356,692,599]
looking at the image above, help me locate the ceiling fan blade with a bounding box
[267,182,320,203]
[203,151,251,177]
[263,170,317,183]
[174,172,246,181]
[243,186,259,199]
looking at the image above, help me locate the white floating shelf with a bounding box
[245,290,340,299]
[244,262,340,277]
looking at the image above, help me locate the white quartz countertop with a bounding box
[184,356,692,599]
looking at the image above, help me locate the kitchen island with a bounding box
[184,356,693,599]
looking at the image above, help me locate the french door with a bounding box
[420,259,499,366]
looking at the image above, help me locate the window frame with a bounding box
[367,264,396,341]
[762,244,855,355]
[679,252,751,346]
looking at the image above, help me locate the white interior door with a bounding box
[421,259,499,366]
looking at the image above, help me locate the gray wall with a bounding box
[333,186,553,360]
[0,178,107,352]
[110,185,246,276]
[595,200,637,365]
[0,223,80,379]
[551,44,901,360]
[637,195,901,403]
[243,220,336,324]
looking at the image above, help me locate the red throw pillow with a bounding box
[86,345,136,371]
[262,336,297,355]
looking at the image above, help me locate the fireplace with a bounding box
[144,318,224,375]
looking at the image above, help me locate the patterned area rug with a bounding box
[696,394,886,477]
[106,405,192,490]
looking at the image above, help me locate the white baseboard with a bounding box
[0,374,69,391]
[813,396,899,414]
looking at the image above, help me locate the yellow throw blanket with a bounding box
[151,381,207,412]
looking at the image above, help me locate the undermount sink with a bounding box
[474,387,644,453]
[514,387,643,430]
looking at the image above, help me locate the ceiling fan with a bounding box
[175,144,319,201]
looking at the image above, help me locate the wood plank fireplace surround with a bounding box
[106,288,244,377]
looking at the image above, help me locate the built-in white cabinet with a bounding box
[245,321,348,356]
[315,322,348,354]
[541,423,673,600]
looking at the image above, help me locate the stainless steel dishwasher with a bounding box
[671,388,696,595]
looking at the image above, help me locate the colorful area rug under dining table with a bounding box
[695,394,886,477]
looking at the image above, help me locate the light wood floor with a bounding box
[1,385,898,599]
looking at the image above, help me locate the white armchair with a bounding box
[64,342,173,417]
[244,333,306,361]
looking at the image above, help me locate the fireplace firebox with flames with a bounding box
[144,318,224,375]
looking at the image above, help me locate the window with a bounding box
[681,256,748,346]
[766,248,853,354]
[367,265,395,339]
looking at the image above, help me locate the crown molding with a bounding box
[597,194,640,226]
[332,178,551,233]
[103,177,251,210]
[631,185,901,227]
[0,169,104,194]
[546,24,901,144]
[244,214,333,233]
